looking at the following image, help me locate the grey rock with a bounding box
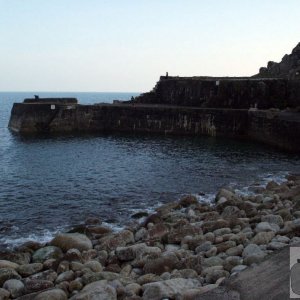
[28,270,58,282]
[142,278,202,300]
[56,270,75,284]
[225,245,244,256]
[231,265,247,273]
[50,233,93,252]
[267,241,287,251]
[0,268,21,286]
[3,279,24,298]
[34,288,67,300]
[69,280,117,300]
[83,261,102,273]
[203,256,224,268]
[17,263,43,277]
[261,214,284,226]
[32,246,63,263]
[0,288,10,300]
[195,241,212,253]
[255,222,279,233]
[251,231,275,245]
[0,260,19,270]
[224,256,243,272]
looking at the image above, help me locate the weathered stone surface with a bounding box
[23,279,54,293]
[3,279,24,298]
[242,244,266,265]
[143,254,178,275]
[28,270,58,282]
[50,233,93,252]
[34,288,68,300]
[0,260,19,270]
[116,243,161,263]
[32,246,63,263]
[267,241,287,251]
[251,231,275,245]
[255,222,279,233]
[0,288,10,299]
[17,263,43,277]
[225,244,243,256]
[261,214,284,226]
[142,278,202,300]
[55,270,74,284]
[0,252,30,265]
[69,280,117,300]
[83,261,102,273]
[0,268,21,286]
[98,230,134,251]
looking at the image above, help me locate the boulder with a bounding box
[32,246,64,263]
[231,265,247,273]
[0,288,10,300]
[261,214,284,226]
[267,241,287,250]
[0,268,21,286]
[221,206,245,219]
[142,278,202,300]
[143,253,178,275]
[55,270,75,284]
[223,256,243,272]
[242,244,266,265]
[98,230,134,251]
[17,263,43,277]
[69,280,117,300]
[215,189,236,202]
[50,233,93,252]
[3,279,24,298]
[251,231,275,245]
[116,243,161,262]
[225,244,244,256]
[0,260,19,270]
[83,261,103,273]
[0,252,30,265]
[23,279,54,293]
[28,270,58,282]
[34,288,67,300]
[255,222,280,233]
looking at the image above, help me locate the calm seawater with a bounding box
[0,92,299,248]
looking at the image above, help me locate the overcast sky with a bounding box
[0,0,299,92]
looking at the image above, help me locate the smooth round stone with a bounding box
[3,279,25,298]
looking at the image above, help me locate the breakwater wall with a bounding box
[8,102,300,152]
[134,77,300,109]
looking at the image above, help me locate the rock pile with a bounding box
[0,174,300,299]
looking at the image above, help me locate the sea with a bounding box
[0,91,299,249]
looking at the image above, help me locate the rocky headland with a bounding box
[0,174,300,299]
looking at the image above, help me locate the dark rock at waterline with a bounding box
[131,212,149,219]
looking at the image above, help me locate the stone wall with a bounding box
[134,77,300,109]
[8,103,300,152]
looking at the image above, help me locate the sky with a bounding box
[0,0,299,92]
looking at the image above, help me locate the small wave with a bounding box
[0,226,66,250]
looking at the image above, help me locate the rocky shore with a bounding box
[0,175,300,300]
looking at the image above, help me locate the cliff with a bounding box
[254,42,300,79]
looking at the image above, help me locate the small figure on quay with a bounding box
[166,71,168,78]
[34,95,39,100]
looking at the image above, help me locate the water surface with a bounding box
[0,92,299,247]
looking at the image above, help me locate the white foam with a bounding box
[0,226,66,249]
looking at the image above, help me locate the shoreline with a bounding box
[0,171,292,251]
[0,174,300,299]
